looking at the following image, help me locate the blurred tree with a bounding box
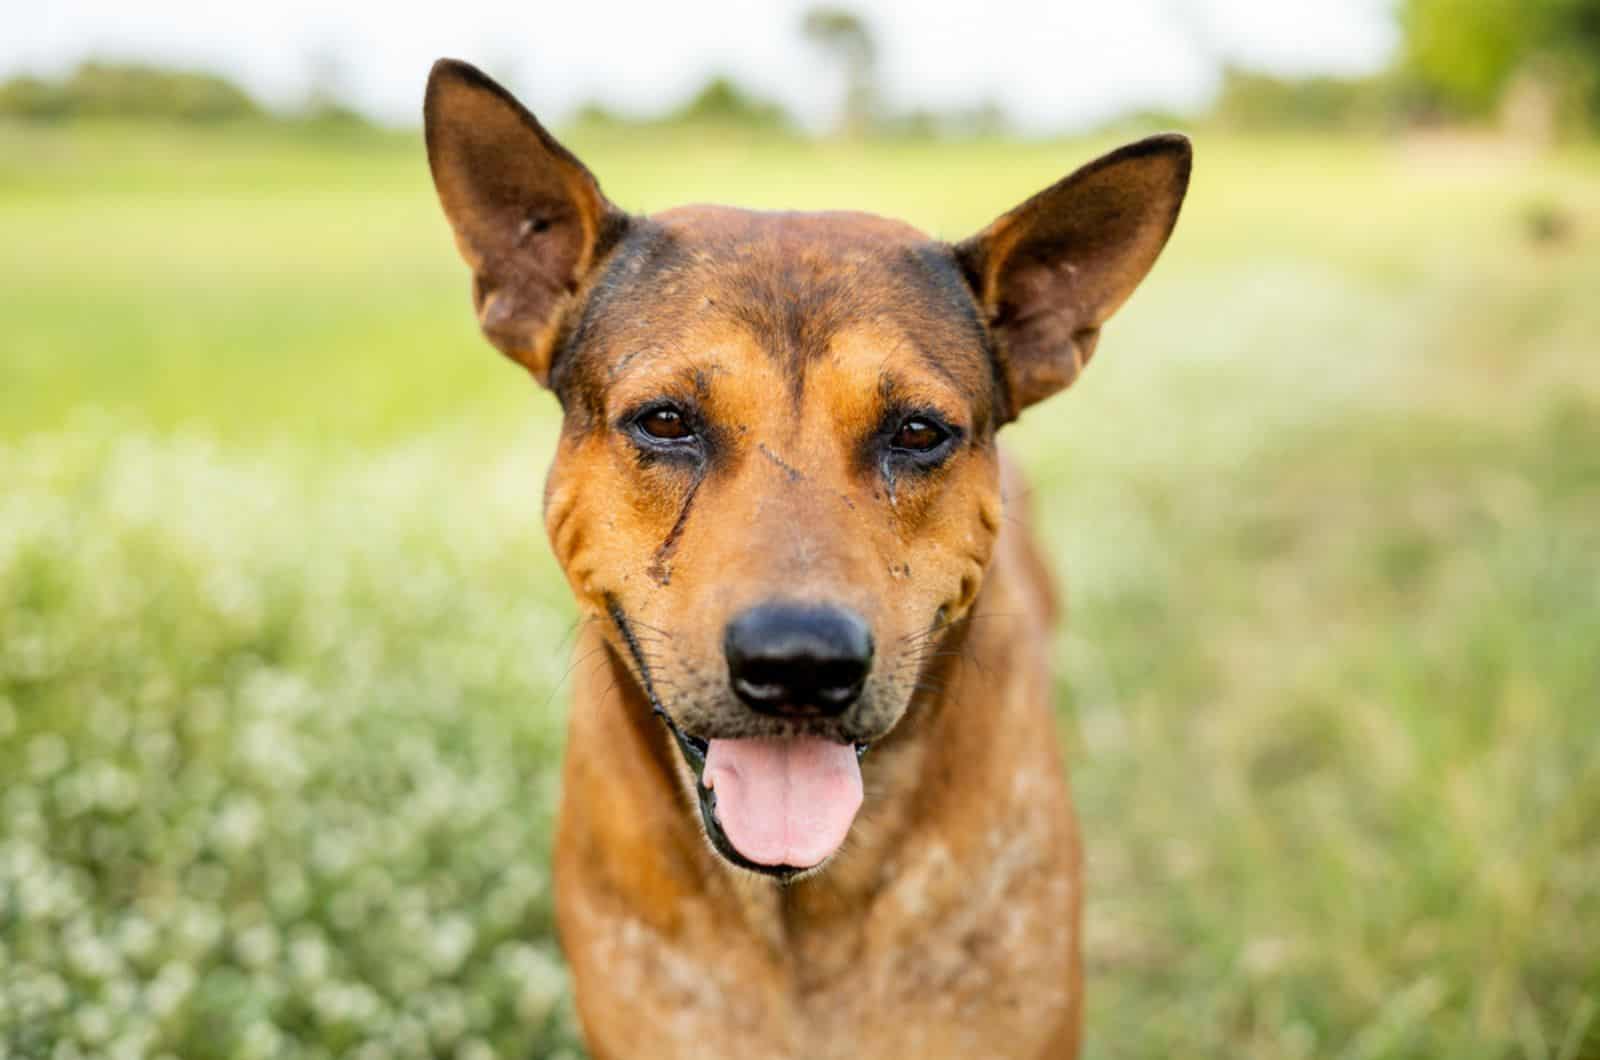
[879,99,1010,140]
[1212,67,1403,132]
[0,75,70,121]
[568,75,790,132]
[1400,0,1529,114]
[1549,0,1600,122]
[1400,0,1600,128]
[670,75,790,130]
[800,5,878,137]
[570,100,630,128]
[301,46,369,128]
[0,61,262,123]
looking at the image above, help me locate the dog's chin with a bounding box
[658,712,874,883]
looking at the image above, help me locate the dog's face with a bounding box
[425,60,1189,878]
[543,204,1004,745]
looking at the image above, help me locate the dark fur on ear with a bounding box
[424,59,629,385]
[955,134,1192,421]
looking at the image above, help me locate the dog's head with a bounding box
[425,60,1189,879]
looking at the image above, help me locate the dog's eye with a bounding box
[636,407,694,442]
[891,417,949,453]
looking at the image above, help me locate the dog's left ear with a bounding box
[424,58,628,386]
[954,134,1191,421]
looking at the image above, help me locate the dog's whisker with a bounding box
[626,618,678,639]
[895,610,1022,647]
[542,642,613,700]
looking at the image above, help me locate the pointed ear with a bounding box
[954,134,1191,420]
[424,59,628,385]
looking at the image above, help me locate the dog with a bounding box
[423,58,1190,1059]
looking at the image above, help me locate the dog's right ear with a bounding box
[424,59,627,386]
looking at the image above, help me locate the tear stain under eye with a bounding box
[881,457,899,507]
[647,472,704,586]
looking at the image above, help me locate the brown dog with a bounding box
[423,59,1190,1059]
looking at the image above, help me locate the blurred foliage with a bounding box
[0,62,263,125]
[3,121,1600,1057]
[672,76,789,130]
[574,75,790,133]
[0,426,584,1058]
[1399,0,1600,127]
[800,5,879,137]
[877,99,1010,141]
[0,61,375,130]
[10,0,1600,140]
[1400,0,1528,114]
[1210,67,1410,133]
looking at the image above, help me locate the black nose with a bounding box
[724,602,874,717]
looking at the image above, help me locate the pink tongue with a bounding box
[703,737,863,868]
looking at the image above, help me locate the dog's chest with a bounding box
[570,810,1077,1060]
[796,821,1077,1055]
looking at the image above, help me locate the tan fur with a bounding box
[557,501,1082,1059]
[422,58,1190,1060]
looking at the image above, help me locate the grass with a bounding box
[2,118,1599,1058]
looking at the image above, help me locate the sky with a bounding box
[9,0,1398,132]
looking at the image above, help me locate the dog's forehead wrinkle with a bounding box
[602,346,731,411]
[567,254,998,441]
[583,208,989,385]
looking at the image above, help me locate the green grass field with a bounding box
[2,120,1599,1059]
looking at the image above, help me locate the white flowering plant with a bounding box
[1,424,586,1059]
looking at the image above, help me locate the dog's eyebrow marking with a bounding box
[907,339,969,393]
[647,472,704,586]
[757,442,804,483]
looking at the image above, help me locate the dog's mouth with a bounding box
[659,711,867,882]
[607,597,869,881]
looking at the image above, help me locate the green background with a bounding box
[3,122,1599,1058]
